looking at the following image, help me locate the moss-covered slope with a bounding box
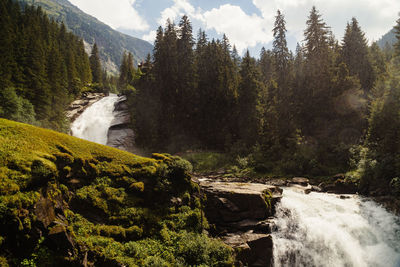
[0,119,233,266]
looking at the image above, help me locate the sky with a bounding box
[68,0,400,56]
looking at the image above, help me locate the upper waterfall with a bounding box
[70,94,119,145]
[272,188,400,267]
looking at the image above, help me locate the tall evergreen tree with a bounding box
[238,51,263,146]
[272,10,290,87]
[90,43,103,85]
[177,15,196,132]
[340,18,375,94]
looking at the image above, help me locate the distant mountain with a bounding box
[19,0,153,74]
[377,28,396,49]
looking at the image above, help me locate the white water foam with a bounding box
[272,187,400,267]
[70,94,118,145]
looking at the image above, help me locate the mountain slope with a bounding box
[377,28,396,49]
[19,0,153,74]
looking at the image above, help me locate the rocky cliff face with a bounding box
[106,96,136,153]
[199,179,282,267]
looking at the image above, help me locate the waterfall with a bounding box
[272,188,400,267]
[70,94,118,145]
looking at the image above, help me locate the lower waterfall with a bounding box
[272,188,400,267]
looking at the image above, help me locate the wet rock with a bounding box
[311,185,322,192]
[106,96,137,153]
[200,181,280,266]
[223,232,273,267]
[66,93,105,122]
[201,181,282,223]
[267,179,288,187]
[291,177,309,186]
[320,179,358,194]
[223,219,272,233]
[289,184,313,194]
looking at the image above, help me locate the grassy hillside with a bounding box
[0,119,232,266]
[19,0,153,74]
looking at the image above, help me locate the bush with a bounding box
[130,182,144,192]
[0,87,36,124]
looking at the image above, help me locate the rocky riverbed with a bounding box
[194,174,391,266]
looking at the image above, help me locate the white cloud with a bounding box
[142,30,157,43]
[203,4,271,53]
[154,1,272,53]
[157,0,204,26]
[252,0,400,44]
[69,0,149,31]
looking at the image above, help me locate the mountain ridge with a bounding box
[19,0,153,74]
[377,28,396,49]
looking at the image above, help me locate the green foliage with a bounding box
[0,1,93,130]
[130,182,144,192]
[353,62,400,194]
[0,87,36,125]
[0,119,232,265]
[89,43,103,85]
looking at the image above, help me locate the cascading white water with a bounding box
[272,188,400,267]
[70,94,118,144]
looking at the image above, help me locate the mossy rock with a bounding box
[0,119,233,266]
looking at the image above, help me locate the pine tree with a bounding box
[238,50,263,146]
[301,6,333,134]
[340,18,375,94]
[90,43,103,85]
[272,10,290,87]
[259,47,275,84]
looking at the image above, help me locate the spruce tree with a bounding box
[90,43,103,85]
[238,50,263,146]
[272,10,290,87]
[340,18,375,94]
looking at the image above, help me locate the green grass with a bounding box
[181,152,232,173]
[0,119,233,266]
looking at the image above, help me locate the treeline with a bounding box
[353,17,400,195]
[0,0,112,131]
[129,8,391,179]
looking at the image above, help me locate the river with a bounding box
[272,187,400,267]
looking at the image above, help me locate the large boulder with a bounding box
[223,232,273,267]
[200,181,281,266]
[290,177,309,186]
[200,181,282,224]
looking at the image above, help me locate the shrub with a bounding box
[130,182,144,193]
